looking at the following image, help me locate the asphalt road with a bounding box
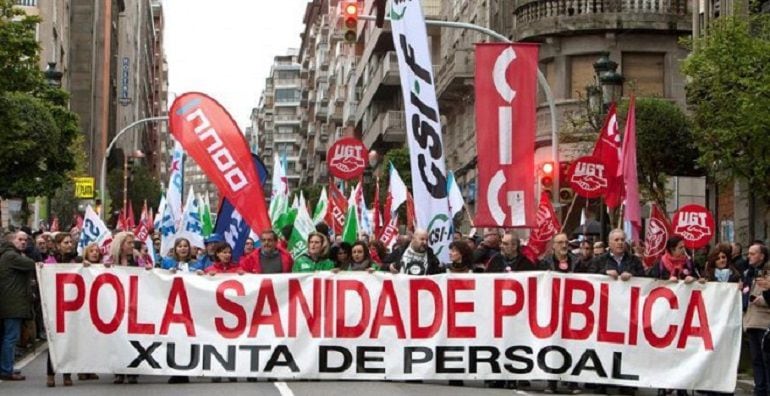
[0,345,752,396]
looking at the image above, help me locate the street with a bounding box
[0,345,752,396]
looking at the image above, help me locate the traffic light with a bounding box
[540,161,554,199]
[342,1,359,43]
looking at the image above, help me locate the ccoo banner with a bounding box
[390,0,452,262]
[169,92,271,235]
[474,43,538,228]
[39,268,739,392]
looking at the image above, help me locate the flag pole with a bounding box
[559,193,579,233]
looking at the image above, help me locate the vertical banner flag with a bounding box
[269,153,289,228]
[215,154,269,262]
[177,186,204,249]
[644,203,673,267]
[474,43,538,228]
[169,92,270,234]
[527,192,562,259]
[593,103,623,209]
[391,0,452,262]
[77,205,112,256]
[167,141,185,227]
[621,96,641,242]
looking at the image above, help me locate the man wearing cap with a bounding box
[196,233,224,270]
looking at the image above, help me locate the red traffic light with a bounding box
[344,2,358,16]
[542,161,554,175]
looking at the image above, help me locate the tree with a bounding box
[106,163,161,225]
[681,13,770,203]
[0,0,80,223]
[617,98,701,211]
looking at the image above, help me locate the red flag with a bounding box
[50,216,59,232]
[406,192,416,233]
[327,181,348,235]
[644,203,673,267]
[474,43,538,228]
[379,216,400,250]
[527,192,562,258]
[373,177,383,238]
[620,96,641,241]
[117,208,127,231]
[126,201,136,230]
[592,103,623,208]
[169,92,271,234]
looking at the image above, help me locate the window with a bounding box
[277,126,295,134]
[275,88,300,103]
[569,54,599,99]
[622,52,665,97]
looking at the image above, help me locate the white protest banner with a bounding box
[39,268,739,392]
[390,0,452,262]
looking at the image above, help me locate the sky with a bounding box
[163,0,309,130]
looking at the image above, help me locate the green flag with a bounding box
[341,203,358,245]
[200,192,213,238]
[312,187,328,225]
[287,205,315,258]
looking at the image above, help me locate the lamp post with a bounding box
[589,53,623,242]
[100,116,168,219]
[122,149,145,218]
[43,62,63,88]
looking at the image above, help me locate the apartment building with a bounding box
[252,49,304,194]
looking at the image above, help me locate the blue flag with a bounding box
[214,154,268,262]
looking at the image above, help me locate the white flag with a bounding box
[77,205,112,256]
[268,153,289,227]
[391,0,452,262]
[166,141,185,228]
[447,171,465,218]
[176,186,204,249]
[388,162,408,214]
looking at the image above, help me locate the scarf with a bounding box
[661,252,687,277]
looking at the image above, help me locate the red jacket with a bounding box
[204,260,242,274]
[240,246,293,274]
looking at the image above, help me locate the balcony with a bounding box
[513,0,691,40]
[327,102,343,123]
[356,52,401,120]
[363,110,406,148]
[14,0,37,6]
[274,114,302,125]
[436,49,475,100]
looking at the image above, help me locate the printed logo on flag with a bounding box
[568,156,608,198]
[644,217,669,263]
[673,204,715,249]
[327,137,368,180]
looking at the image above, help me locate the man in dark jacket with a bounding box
[594,229,646,279]
[0,231,37,381]
[487,233,545,272]
[386,229,441,275]
[472,229,501,267]
[541,233,581,274]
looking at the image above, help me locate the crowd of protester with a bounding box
[0,221,765,394]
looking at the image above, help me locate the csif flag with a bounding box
[313,187,329,225]
[77,205,112,256]
[177,186,204,249]
[169,92,270,234]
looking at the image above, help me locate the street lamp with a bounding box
[123,149,145,218]
[43,62,63,87]
[592,52,624,109]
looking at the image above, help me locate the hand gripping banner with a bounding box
[474,43,538,228]
[169,92,270,234]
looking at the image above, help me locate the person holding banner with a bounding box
[204,243,243,275]
[292,232,334,272]
[332,241,377,272]
[447,241,473,273]
[596,229,646,280]
[241,230,293,274]
[650,236,700,283]
[161,238,202,273]
[244,238,256,256]
[704,244,741,283]
[386,229,441,276]
[80,243,103,265]
[196,234,224,270]
[487,233,542,273]
[330,242,353,270]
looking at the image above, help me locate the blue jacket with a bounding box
[161,257,204,272]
